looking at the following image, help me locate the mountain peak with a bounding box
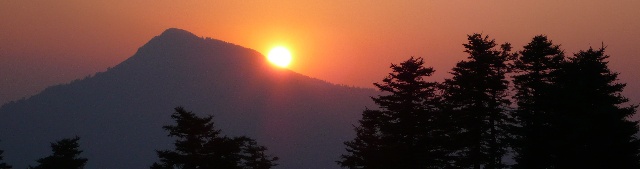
[147,28,202,46]
[158,28,197,39]
[119,28,240,69]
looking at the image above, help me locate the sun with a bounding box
[267,46,292,68]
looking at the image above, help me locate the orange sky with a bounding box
[1,0,640,106]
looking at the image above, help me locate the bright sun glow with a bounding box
[267,46,292,68]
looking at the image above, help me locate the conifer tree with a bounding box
[441,34,511,169]
[238,138,278,169]
[339,57,451,168]
[0,145,11,169]
[29,137,87,169]
[151,107,277,169]
[552,47,640,168]
[510,35,565,169]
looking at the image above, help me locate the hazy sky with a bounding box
[1,0,639,107]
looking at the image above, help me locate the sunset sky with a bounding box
[1,0,639,108]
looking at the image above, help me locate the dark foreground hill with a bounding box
[0,28,377,169]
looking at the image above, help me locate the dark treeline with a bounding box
[150,107,278,169]
[1,136,89,169]
[0,107,277,169]
[339,34,640,169]
[0,34,638,169]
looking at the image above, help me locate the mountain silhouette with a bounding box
[0,28,377,169]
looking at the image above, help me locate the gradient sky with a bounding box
[1,0,640,110]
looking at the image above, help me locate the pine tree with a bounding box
[339,57,452,168]
[552,47,640,168]
[238,137,278,169]
[441,33,511,169]
[510,35,565,169]
[151,107,277,169]
[29,136,87,169]
[0,145,11,169]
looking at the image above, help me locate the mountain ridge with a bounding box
[0,28,378,169]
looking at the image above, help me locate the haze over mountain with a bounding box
[0,28,378,169]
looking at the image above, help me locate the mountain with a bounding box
[0,28,377,169]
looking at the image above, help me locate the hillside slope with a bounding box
[0,28,377,169]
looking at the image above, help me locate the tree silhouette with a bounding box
[339,57,453,168]
[151,107,277,169]
[29,136,87,169]
[510,35,565,169]
[441,33,512,169]
[551,46,640,168]
[0,144,11,169]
